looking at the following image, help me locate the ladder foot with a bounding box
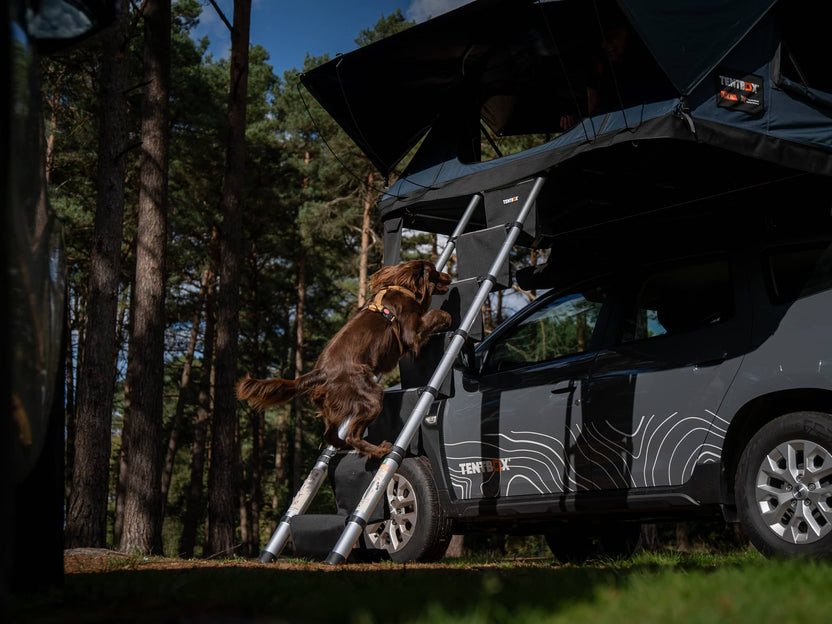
[325,551,346,566]
[258,550,278,564]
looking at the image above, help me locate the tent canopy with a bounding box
[300,0,832,258]
[301,0,785,177]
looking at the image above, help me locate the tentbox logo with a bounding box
[717,70,764,114]
[458,458,511,475]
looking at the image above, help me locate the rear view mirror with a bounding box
[27,0,118,55]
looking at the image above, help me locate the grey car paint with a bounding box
[435,241,832,508]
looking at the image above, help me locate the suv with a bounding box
[337,217,832,562]
[290,0,832,564]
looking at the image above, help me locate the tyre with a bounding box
[735,411,832,558]
[364,456,452,562]
[546,521,641,562]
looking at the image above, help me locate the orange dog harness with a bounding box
[365,286,417,354]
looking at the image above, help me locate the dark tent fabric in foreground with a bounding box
[300,0,832,253]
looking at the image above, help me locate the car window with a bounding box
[483,284,608,373]
[621,258,734,342]
[765,241,832,304]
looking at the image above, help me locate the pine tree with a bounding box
[120,0,172,555]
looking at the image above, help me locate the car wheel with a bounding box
[364,456,452,563]
[546,522,641,562]
[735,411,832,558]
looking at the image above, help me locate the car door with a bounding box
[441,277,614,501]
[582,254,751,489]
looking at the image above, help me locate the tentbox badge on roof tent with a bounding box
[717,70,765,114]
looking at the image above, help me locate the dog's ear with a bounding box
[369,261,423,294]
[369,264,398,292]
[408,260,428,301]
[395,261,419,297]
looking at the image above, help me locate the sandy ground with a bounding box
[61,548,492,574]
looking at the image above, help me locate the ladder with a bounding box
[259,175,547,565]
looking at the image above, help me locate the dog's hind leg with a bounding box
[328,370,390,459]
[322,423,347,450]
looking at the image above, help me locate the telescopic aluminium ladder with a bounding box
[258,174,547,565]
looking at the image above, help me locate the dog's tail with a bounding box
[236,369,326,410]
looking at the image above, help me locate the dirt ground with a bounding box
[62,548,486,574]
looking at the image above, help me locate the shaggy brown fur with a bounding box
[236,260,452,458]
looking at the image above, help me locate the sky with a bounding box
[192,0,474,77]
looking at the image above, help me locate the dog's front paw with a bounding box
[363,440,392,459]
[437,310,452,330]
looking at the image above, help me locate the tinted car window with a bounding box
[765,242,832,304]
[484,284,607,373]
[621,258,734,342]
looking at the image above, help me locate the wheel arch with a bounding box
[721,388,832,506]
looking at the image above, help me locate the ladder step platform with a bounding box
[288,514,390,563]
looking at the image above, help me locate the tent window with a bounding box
[776,3,832,95]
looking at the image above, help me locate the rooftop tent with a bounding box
[300,0,832,253]
[301,0,778,174]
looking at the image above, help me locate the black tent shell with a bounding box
[300,0,832,254]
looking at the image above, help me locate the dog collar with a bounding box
[364,287,416,354]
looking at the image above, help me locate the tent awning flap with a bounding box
[618,0,777,94]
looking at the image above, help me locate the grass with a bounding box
[10,548,831,624]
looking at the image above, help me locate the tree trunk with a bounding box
[243,241,263,555]
[119,0,171,555]
[206,0,251,557]
[292,249,306,493]
[180,262,217,558]
[161,272,209,508]
[66,0,128,549]
[641,523,662,551]
[113,276,135,547]
[675,522,690,551]
[64,296,76,504]
[272,406,290,531]
[250,406,263,555]
[445,535,465,558]
[44,66,66,184]
[357,172,373,307]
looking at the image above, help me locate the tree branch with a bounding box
[511,283,537,303]
[207,0,233,32]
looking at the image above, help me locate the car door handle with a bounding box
[694,352,729,369]
[551,380,576,394]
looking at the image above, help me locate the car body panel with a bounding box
[442,353,595,499]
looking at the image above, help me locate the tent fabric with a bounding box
[617,0,777,94]
[301,0,832,244]
[379,98,689,227]
[300,0,779,177]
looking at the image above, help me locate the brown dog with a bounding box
[236,260,452,458]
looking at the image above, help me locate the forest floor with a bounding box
[12,547,827,624]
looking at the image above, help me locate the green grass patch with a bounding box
[11,550,830,624]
